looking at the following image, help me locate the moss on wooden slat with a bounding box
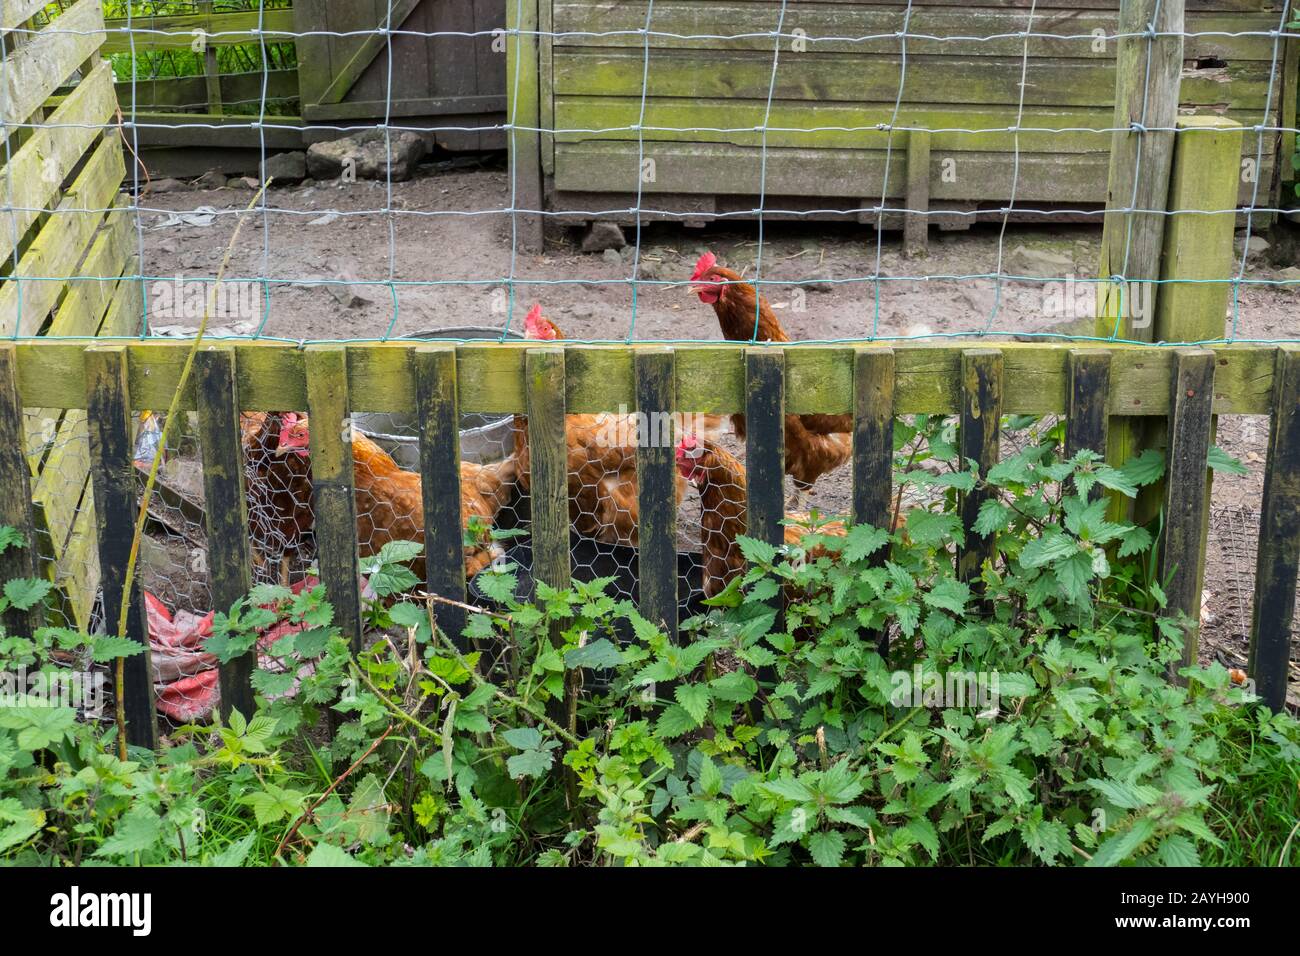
[84,346,157,749]
[195,348,255,718]
[11,341,1284,417]
[0,134,127,336]
[99,9,295,53]
[1159,349,1216,679]
[1,0,104,135]
[1249,346,1300,711]
[305,346,362,651]
[0,60,117,267]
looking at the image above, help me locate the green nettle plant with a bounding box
[1,422,1297,866]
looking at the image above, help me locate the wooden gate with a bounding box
[293,0,506,150]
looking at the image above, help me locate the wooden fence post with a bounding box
[904,129,931,259]
[635,348,678,641]
[507,0,544,253]
[744,348,785,551]
[1249,345,1300,711]
[304,346,362,652]
[852,347,895,532]
[1097,0,1184,342]
[1160,349,1215,680]
[195,347,255,718]
[0,344,42,637]
[413,345,469,649]
[84,345,157,750]
[524,347,568,620]
[957,349,1002,584]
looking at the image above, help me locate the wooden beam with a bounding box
[413,345,470,650]
[851,347,895,531]
[524,348,569,616]
[1097,0,1185,341]
[1249,345,1300,711]
[304,346,362,652]
[904,128,931,258]
[635,348,678,640]
[957,349,1002,584]
[0,345,42,637]
[1159,348,1215,680]
[507,0,545,253]
[1066,349,1111,501]
[195,348,254,718]
[84,346,157,749]
[312,0,422,106]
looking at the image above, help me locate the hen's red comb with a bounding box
[676,434,702,459]
[523,303,543,333]
[690,251,717,281]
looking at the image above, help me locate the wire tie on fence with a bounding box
[1130,121,1147,133]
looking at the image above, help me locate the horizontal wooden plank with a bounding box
[114,69,299,112]
[555,97,1275,158]
[553,48,1278,111]
[100,9,295,53]
[10,340,1283,418]
[554,3,1283,63]
[1,0,105,136]
[125,112,306,150]
[554,139,1272,205]
[0,59,117,268]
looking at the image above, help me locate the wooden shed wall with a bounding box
[540,0,1298,218]
[295,0,507,150]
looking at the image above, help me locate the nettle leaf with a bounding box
[1119,449,1165,487]
[1117,525,1153,558]
[3,577,52,612]
[1055,551,1094,605]
[1088,818,1157,867]
[94,805,162,858]
[0,526,26,554]
[1094,465,1138,497]
[565,638,623,670]
[476,568,519,606]
[1157,833,1201,867]
[737,534,778,567]
[507,748,555,779]
[501,726,544,751]
[923,579,971,615]
[807,830,846,867]
[1207,445,1248,475]
[251,668,297,698]
[906,510,964,548]
[973,499,1011,537]
[674,684,711,726]
[841,524,891,563]
[1020,530,1078,569]
[89,634,146,663]
[655,705,698,739]
[307,842,368,867]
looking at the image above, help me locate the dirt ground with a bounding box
[131,154,1300,698]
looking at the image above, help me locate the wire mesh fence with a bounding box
[2,0,1298,721]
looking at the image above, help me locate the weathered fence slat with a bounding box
[525,348,569,625]
[635,348,678,641]
[1160,348,1215,679]
[958,349,1003,583]
[304,346,362,652]
[84,346,156,749]
[904,128,931,258]
[195,348,254,718]
[852,347,895,531]
[744,348,785,549]
[1249,345,1300,711]
[1066,349,1111,501]
[413,345,469,649]
[0,344,41,636]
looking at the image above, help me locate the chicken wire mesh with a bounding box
[2,0,1299,721]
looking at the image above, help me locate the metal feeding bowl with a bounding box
[352,326,522,468]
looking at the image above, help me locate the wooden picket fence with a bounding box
[0,339,1294,750]
[2,1,133,630]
